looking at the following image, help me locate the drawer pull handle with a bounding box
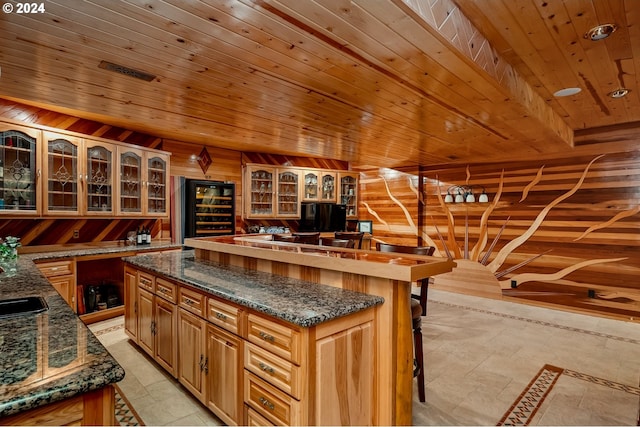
[258,397,275,411]
[158,286,170,295]
[215,312,227,320]
[258,362,275,374]
[185,297,195,306]
[259,331,275,343]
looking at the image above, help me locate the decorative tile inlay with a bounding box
[114,384,144,426]
[498,364,640,426]
[498,365,563,426]
[431,300,640,345]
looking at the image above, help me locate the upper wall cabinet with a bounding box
[43,132,82,216]
[118,147,170,217]
[0,124,41,215]
[0,120,170,218]
[245,165,275,218]
[243,164,358,220]
[338,172,358,218]
[303,170,336,202]
[85,140,115,216]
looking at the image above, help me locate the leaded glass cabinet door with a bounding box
[0,125,39,215]
[119,148,142,215]
[147,154,169,216]
[44,132,80,215]
[85,141,114,215]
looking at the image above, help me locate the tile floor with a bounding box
[90,289,640,426]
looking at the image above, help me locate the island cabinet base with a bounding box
[0,386,115,426]
[124,265,376,425]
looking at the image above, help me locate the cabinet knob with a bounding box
[258,331,275,343]
[258,397,275,411]
[258,362,275,374]
[215,311,227,320]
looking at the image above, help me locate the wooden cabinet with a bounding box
[244,164,356,219]
[245,165,275,218]
[128,269,178,377]
[117,146,171,217]
[0,124,41,215]
[124,266,138,341]
[178,307,207,401]
[206,324,242,426]
[84,139,116,215]
[36,260,76,310]
[276,169,300,218]
[42,132,82,215]
[338,172,359,218]
[1,120,169,218]
[125,266,375,426]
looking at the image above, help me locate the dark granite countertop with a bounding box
[0,244,180,417]
[124,250,384,327]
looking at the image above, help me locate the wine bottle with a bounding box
[136,227,142,245]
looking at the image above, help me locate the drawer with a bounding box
[245,405,276,426]
[207,297,241,335]
[37,260,74,278]
[245,343,301,399]
[179,286,206,317]
[155,277,177,303]
[246,314,301,365]
[138,271,155,292]
[244,371,301,426]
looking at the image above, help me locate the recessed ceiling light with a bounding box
[584,24,617,41]
[608,88,629,98]
[553,87,582,97]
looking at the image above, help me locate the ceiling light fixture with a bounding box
[584,23,617,41]
[553,87,582,97]
[608,88,629,98]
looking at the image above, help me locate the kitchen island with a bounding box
[0,254,126,425]
[181,234,456,425]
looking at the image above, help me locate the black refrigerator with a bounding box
[185,180,235,238]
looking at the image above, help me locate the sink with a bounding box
[0,296,49,319]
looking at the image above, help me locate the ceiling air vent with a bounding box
[98,60,156,82]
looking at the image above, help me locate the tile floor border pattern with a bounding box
[430,300,640,344]
[93,322,125,336]
[497,364,640,426]
[114,383,144,426]
[497,364,563,426]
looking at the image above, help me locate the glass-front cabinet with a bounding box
[118,148,143,215]
[43,132,81,215]
[85,140,114,215]
[146,154,169,216]
[245,165,275,218]
[277,169,300,217]
[303,170,336,202]
[0,125,40,214]
[339,172,359,218]
[118,148,169,217]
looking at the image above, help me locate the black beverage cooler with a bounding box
[185,180,235,238]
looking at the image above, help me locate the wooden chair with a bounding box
[272,234,299,243]
[375,242,435,403]
[334,232,364,249]
[292,232,320,245]
[320,237,356,248]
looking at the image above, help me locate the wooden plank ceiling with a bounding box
[0,0,637,167]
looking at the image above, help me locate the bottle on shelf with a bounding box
[136,227,143,245]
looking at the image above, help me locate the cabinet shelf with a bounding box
[80,305,124,324]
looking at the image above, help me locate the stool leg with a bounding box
[413,322,425,402]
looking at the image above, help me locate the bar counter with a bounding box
[184,235,456,425]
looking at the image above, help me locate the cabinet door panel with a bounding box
[0,125,40,214]
[85,141,114,215]
[155,297,177,377]
[118,148,143,215]
[124,267,138,341]
[315,321,373,426]
[43,132,81,215]
[206,324,242,426]
[178,309,206,401]
[138,288,154,356]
